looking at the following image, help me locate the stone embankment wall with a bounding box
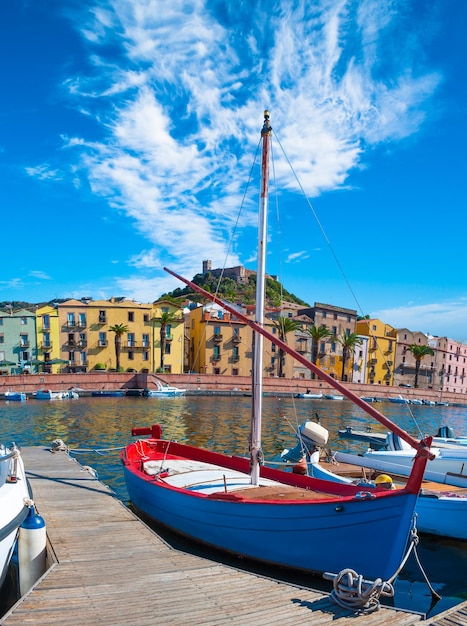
[0,371,463,405]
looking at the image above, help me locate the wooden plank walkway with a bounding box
[1,447,464,626]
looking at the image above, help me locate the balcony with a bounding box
[41,342,53,349]
[78,340,87,348]
[97,317,107,325]
[232,334,242,343]
[65,320,77,328]
[213,334,223,343]
[231,356,240,362]
[76,321,87,328]
[165,335,173,342]
[369,358,377,365]
[20,341,30,348]
[65,340,76,347]
[98,341,108,348]
[212,354,221,362]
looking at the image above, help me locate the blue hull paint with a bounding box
[123,464,417,581]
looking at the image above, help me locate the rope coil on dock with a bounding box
[323,516,440,614]
[51,439,69,453]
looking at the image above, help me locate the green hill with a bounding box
[159,271,309,308]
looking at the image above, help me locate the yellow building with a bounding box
[35,305,62,373]
[151,300,185,374]
[188,303,293,378]
[57,298,154,372]
[356,318,396,385]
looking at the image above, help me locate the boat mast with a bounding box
[250,110,272,486]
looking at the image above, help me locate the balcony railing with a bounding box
[98,341,108,347]
[97,317,107,324]
[232,334,242,343]
[41,342,52,349]
[213,334,223,342]
[212,354,221,362]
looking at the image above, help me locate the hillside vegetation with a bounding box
[160,272,309,308]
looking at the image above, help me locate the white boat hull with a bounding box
[0,450,32,589]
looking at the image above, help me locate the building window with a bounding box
[0,335,4,344]
[214,367,220,375]
[99,332,107,347]
[332,326,337,335]
[143,351,149,361]
[142,334,149,347]
[232,368,239,375]
[128,351,134,360]
[42,314,50,329]
[20,334,29,347]
[20,350,29,361]
[98,311,106,324]
[21,317,27,325]
[127,333,135,347]
[214,345,220,358]
[69,352,75,363]
[67,313,75,326]
[79,313,86,327]
[128,312,134,322]
[80,352,86,366]
[164,343,171,355]
[144,314,149,322]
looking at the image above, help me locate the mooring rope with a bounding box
[323,516,440,614]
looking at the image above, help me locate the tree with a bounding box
[405,344,434,388]
[152,310,182,372]
[272,317,301,377]
[109,324,129,371]
[336,332,363,382]
[307,325,333,379]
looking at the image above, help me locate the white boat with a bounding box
[324,394,344,400]
[4,391,27,402]
[122,111,432,587]
[142,384,186,397]
[296,392,323,399]
[360,432,467,478]
[0,444,33,589]
[338,425,467,450]
[35,389,79,400]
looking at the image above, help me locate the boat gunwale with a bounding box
[121,436,419,503]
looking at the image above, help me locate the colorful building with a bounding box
[356,318,396,386]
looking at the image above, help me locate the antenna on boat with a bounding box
[250,110,272,486]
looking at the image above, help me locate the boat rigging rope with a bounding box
[323,516,441,614]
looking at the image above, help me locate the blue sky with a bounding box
[1,1,466,340]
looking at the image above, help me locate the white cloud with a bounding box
[372,300,467,342]
[27,0,441,301]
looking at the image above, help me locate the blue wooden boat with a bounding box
[4,391,27,402]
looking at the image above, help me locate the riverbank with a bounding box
[0,371,464,406]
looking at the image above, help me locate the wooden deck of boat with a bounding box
[1,448,465,626]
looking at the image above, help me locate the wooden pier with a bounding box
[1,447,466,625]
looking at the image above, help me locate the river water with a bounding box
[1,395,466,617]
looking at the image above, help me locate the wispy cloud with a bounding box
[372,300,467,342]
[29,0,441,299]
[29,271,52,280]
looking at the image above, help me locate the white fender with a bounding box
[18,505,47,596]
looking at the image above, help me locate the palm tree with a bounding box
[152,310,182,372]
[405,344,434,388]
[307,325,333,378]
[272,317,301,377]
[109,324,129,371]
[336,332,363,382]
